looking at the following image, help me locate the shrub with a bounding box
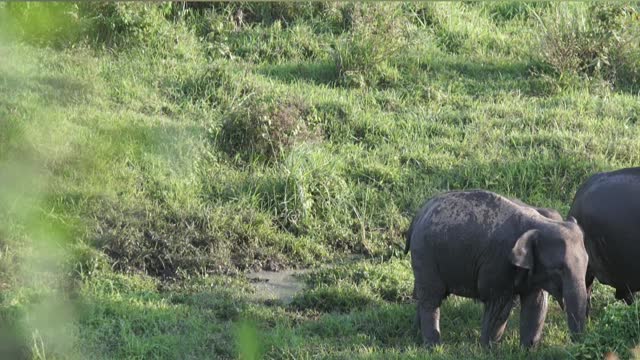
[218,94,319,163]
[538,3,640,89]
[332,3,411,88]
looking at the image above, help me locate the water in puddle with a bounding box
[246,269,309,304]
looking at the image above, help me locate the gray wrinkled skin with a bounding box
[568,167,640,309]
[509,198,564,222]
[407,190,588,348]
[404,198,562,254]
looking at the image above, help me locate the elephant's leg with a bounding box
[412,284,420,332]
[418,301,442,346]
[415,282,446,347]
[585,271,594,319]
[615,287,635,305]
[519,289,548,348]
[480,296,516,347]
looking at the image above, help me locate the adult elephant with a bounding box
[568,167,640,306]
[407,190,588,348]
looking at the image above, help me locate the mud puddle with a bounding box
[246,269,310,304]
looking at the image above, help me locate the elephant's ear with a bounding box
[510,229,538,270]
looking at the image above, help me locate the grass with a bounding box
[1,2,640,359]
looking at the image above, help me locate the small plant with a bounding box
[218,94,319,163]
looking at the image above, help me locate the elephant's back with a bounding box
[570,169,640,229]
[411,190,520,241]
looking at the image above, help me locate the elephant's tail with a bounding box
[404,221,414,255]
[404,199,434,255]
[404,211,416,255]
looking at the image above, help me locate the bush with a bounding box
[218,94,320,163]
[332,3,411,88]
[538,3,640,89]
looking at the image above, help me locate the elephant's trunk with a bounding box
[563,275,587,340]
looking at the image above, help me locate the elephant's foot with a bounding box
[418,302,442,347]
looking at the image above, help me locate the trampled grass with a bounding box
[1,2,640,359]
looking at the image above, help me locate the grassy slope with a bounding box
[0,2,638,359]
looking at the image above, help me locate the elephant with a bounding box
[406,190,588,348]
[405,197,564,306]
[568,167,640,307]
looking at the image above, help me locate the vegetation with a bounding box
[1,2,640,359]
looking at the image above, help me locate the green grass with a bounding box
[1,2,640,359]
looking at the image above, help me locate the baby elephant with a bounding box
[407,190,588,348]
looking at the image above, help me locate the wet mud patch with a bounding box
[247,269,310,305]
